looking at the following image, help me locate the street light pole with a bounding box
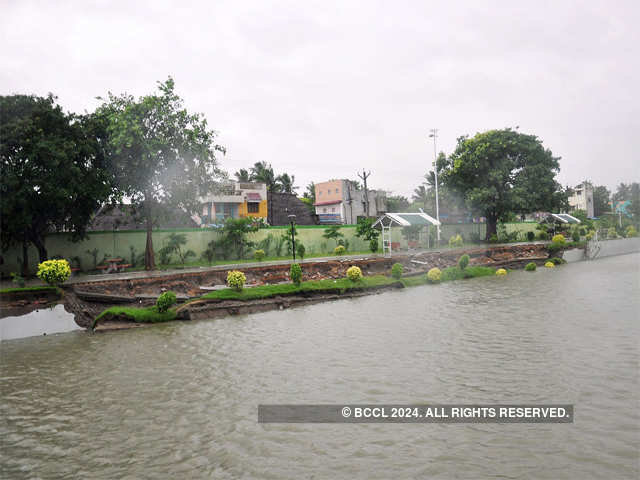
[288,214,297,262]
[428,128,441,243]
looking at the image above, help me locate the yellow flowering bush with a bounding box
[254,249,265,261]
[334,245,346,255]
[227,270,246,291]
[544,261,555,268]
[37,259,71,286]
[448,234,463,248]
[346,265,363,282]
[625,226,637,238]
[427,267,441,283]
[495,268,507,275]
[551,234,565,244]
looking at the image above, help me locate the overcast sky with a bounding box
[2,0,638,198]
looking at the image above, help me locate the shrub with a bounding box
[495,268,507,275]
[489,234,499,244]
[572,229,580,242]
[525,262,537,271]
[227,270,246,291]
[369,238,379,253]
[579,227,586,236]
[585,230,595,240]
[526,231,535,242]
[10,272,26,288]
[290,263,302,285]
[254,249,265,261]
[448,234,463,248]
[546,240,566,254]
[607,227,618,239]
[551,234,565,244]
[36,259,71,286]
[625,225,638,238]
[550,257,566,265]
[334,245,346,255]
[346,266,363,282]
[458,254,470,270]
[427,267,441,283]
[296,243,306,261]
[545,261,555,268]
[156,291,177,312]
[537,231,549,241]
[391,263,403,280]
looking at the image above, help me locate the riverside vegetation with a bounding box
[94,250,565,327]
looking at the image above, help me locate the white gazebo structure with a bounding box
[547,213,581,224]
[373,210,441,255]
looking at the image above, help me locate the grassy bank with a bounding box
[93,306,177,328]
[200,275,396,301]
[94,264,503,327]
[0,285,61,296]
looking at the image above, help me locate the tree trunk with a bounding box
[144,199,156,270]
[21,236,29,277]
[31,234,48,264]
[485,213,498,241]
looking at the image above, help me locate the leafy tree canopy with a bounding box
[97,77,225,269]
[0,94,117,273]
[444,128,566,240]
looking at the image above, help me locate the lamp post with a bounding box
[428,128,441,243]
[288,214,297,262]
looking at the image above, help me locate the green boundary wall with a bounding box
[1,222,539,275]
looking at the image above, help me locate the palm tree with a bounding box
[234,168,251,182]
[303,182,315,202]
[412,185,429,209]
[250,162,280,224]
[277,173,298,194]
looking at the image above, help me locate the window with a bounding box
[331,207,336,212]
[247,202,259,213]
[336,188,339,193]
[319,191,322,196]
[323,207,327,213]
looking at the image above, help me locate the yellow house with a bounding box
[199,182,268,225]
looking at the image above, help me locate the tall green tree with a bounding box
[444,128,566,240]
[303,182,316,202]
[412,185,429,210]
[1,94,117,274]
[97,77,225,269]
[276,173,298,194]
[593,185,611,217]
[250,161,279,224]
[386,195,410,212]
[234,168,251,182]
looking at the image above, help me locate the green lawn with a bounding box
[0,285,61,295]
[93,306,177,329]
[200,275,397,301]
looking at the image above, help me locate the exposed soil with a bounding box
[4,243,562,330]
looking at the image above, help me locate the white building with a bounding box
[568,182,594,218]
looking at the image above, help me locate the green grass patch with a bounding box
[200,275,396,301]
[440,266,497,282]
[0,285,61,295]
[93,306,177,328]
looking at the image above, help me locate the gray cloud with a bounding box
[2,0,638,197]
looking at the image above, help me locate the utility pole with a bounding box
[358,169,371,217]
[428,129,441,243]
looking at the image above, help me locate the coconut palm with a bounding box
[277,173,298,194]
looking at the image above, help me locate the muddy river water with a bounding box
[1,253,638,478]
